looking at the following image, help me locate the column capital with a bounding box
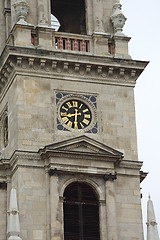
[0,181,7,189]
[48,168,61,176]
[104,172,117,181]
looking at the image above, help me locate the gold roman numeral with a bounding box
[79,103,83,109]
[83,119,89,125]
[62,106,68,111]
[67,121,72,128]
[62,117,69,123]
[83,108,89,113]
[66,102,72,108]
[84,114,90,119]
[61,112,67,116]
[72,101,78,107]
[80,123,85,128]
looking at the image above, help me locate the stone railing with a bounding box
[53,32,90,53]
[7,25,131,59]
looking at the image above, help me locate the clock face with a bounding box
[60,100,92,130]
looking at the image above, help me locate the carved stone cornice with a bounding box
[40,149,122,164]
[10,151,40,165]
[6,151,41,176]
[118,159,143,170]
[0,46,149,99]
[0,149,144,181]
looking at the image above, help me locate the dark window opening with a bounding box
[3,116,8,147]
[63,182,100,240]
[51,0,86,34]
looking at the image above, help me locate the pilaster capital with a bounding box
[0,181,7,189]
[104,172,117,181]
[48,168,61,177]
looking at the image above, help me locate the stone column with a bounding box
[49,169,63,240]
[104,173,118,240]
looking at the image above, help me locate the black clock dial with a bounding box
[60,100,92,129]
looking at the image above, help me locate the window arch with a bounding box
[63,182,100,240]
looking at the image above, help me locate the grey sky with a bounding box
[121,0,160,238]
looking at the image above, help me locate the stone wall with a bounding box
[1,68,138,160]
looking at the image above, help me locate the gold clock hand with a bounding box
[66,113,75,118]
[74,109,81,129]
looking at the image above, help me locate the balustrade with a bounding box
[55,34,90,53]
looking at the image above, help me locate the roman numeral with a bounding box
[72,101,78,107]
[80,123,84,128]
[61,112,67,116]
[62,106,68,111]
[84,114,90,119]
[62,117,69,123]
[79,103,83,109]
[83,108,89,113]
[83,119,89,125]
[67,121,72,128]
[66,102,72,108]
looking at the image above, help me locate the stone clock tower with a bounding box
[0,0,148,240]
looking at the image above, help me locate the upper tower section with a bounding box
[0,0,148,160]
[0,0,130,59]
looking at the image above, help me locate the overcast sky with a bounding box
[120,0,160,238]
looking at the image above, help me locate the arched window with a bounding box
[50,0,86,34]
[63,182,100,240]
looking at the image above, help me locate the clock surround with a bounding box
[56,93,97,133]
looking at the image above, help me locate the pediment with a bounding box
[40,135,123,158]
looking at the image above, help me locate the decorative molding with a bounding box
[0,46,149,98]
[119,159,143,170]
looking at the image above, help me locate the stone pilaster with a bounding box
[49,169,62,240]
[99,200,108,240]
[104,173,118,240]
[45,169,50,240]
